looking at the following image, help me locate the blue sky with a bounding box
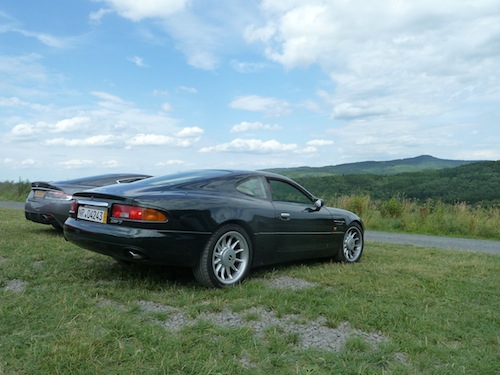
[1,0,499,181]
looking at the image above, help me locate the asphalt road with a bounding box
[2,201,499,255]
[365,231,500,255]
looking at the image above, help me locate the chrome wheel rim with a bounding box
[212,231,250,285]
[343,226,363,262]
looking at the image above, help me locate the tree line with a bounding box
[292,161,500,206]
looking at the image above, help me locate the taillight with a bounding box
[45,191,72,200]
[69,200,77,218]
[111,204,167,222]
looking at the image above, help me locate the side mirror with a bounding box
[314,199,324,209]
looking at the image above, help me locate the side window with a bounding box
[268,179,312,204]
[236,177,269,199]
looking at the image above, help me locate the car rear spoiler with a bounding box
[31,182,62,191]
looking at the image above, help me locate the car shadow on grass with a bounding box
[82,255,340,290]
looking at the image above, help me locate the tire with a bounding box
[193,224,252,288]
[335,223,364,263]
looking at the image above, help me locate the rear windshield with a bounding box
[133,170,233,188]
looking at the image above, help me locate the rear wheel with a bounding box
[335,223,364,263]
[193,224,252,288]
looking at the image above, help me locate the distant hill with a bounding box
[265,155,481,177]
[287,160,500,205]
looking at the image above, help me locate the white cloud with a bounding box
[230,121,282,133]
[51,117,90,133]
[178,86,198,94]
[45,135,116,147]
[155,159,186,166]
[11,123,37,137]
[0,97,23,107]
[307,139,333,146]
[100,0,189,21]
[128,55,148,67]
[200,138,301,154]
[126,133,193,147]
[102,160,120,168]
[161,102,172,112]
[176,126,204,137]
[247,0,500,127]
[230,60,267,73]
[230,95,291,117]
[89,8,113,24]
[59,159,95,169]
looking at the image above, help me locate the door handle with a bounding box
[280,212,291,220]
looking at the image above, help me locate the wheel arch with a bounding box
[213,219,256,249]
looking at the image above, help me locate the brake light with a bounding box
[45,191,72,200]
[111,204,167,222]
[69,200,77,218]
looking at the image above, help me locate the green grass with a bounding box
[1,208,499,374]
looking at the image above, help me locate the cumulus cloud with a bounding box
[230,121,282,133]
[126,133,194,147]
[176,126,204,137]
[51,117,90,133]
[11,123,38,137]
[246,0,500,126]
[199,138,314,154]
[44,135,116,147]
[230,95,291,117]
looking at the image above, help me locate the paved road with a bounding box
[365,231,500,255]
[2,201,499,255]
[0,201,24,209]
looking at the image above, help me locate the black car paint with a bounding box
[64,170,362,269]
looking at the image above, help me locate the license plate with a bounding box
[34,190,46,198]
[77,206,107,223]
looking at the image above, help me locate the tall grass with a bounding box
[0,179,31,201]
[329,195,500,240]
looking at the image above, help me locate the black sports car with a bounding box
[64,170,364,288]
[25,173,152,229]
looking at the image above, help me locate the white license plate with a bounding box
[77,206,107,223]
[34,190,46,198]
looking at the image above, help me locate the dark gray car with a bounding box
[25,173,151,230]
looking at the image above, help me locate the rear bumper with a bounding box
[25,200,70,228]
[25,210,53,225]
[63,218,211,268]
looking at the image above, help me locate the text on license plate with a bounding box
[77,206,107,223]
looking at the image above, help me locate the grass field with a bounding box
[1,207,499,374]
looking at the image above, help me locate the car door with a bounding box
[267,178,334,259]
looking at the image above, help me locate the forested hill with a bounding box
[265,155,479,177]
[286,160,500,206]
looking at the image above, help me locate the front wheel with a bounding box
[335,223,364,263]
[193,224,252,288]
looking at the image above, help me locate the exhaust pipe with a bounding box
[127,249,145,260]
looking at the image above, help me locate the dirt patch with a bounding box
[3,279,28,293]
[136,301,387,353]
